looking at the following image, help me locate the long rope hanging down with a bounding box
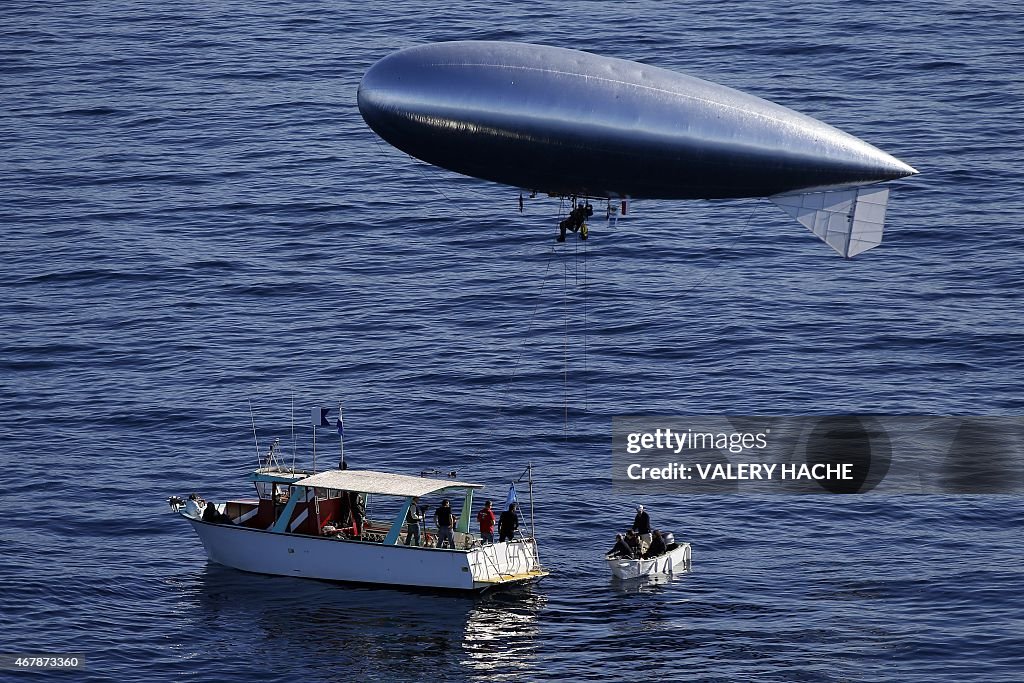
[561,224,590,439]
[491,198,762,444]
[583,229,588,412]
[562,257,569,440]
[490,197,587,442]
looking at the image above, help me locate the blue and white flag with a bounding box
[337,409,344,437]
[506,482,518,508]
[311,407,331,428]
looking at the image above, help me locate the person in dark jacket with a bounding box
[337,490,351,528]
[201,500,234,525]
[498,502,519,542]
[435,499,456,549]
[625,529,641,557]
[643,529,667,559]
[632,505,652,549]
[351,491,365,540]
[608,533,634,559]
[557,202,593,242]
[405,496,424,547]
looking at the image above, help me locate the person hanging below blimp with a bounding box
[358,41,917,258]
[557,201,594,242]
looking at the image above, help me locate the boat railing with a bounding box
[467,536,542,582]
[475,544,505,581]
[503,542,526,575]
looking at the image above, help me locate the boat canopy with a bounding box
[292,469,484,498]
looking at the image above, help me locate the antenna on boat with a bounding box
[338,401,346,470]
[527,461,537,541]
[248,399,260,469]
[266,438,283,469]
[290,394,297,473]
[515,462,538,541]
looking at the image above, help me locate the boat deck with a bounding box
[474,569,549,584]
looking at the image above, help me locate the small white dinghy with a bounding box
[606,539,692,581]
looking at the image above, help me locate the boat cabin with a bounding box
[218,467,487,549]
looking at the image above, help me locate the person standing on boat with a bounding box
[498,502,519,542]
[336,490,351,530]
[351,491,366,540]
[435,499,456,549]
[632,505,652,550]
[476,500,496,544]
[405,497,424,547]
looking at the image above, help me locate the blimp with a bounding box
[358,41,918,257]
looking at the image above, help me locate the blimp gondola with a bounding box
[358,41,917,257]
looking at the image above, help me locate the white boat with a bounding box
[170,462,548,593]
[605,542,692,581]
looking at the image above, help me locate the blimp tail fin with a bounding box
[771,186,890,258]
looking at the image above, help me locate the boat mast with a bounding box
[528,461,536,540]
[248,400,260,469]
[338,401,345,469]
[290,394,297,473]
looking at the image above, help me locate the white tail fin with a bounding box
[771,186,890,258]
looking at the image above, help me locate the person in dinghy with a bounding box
[608,533,635,559]
[643,529,667,559]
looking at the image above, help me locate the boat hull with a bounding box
[606,543,692,581]
[185,515,545,592]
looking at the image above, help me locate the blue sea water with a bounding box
[2,0,1023,680]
